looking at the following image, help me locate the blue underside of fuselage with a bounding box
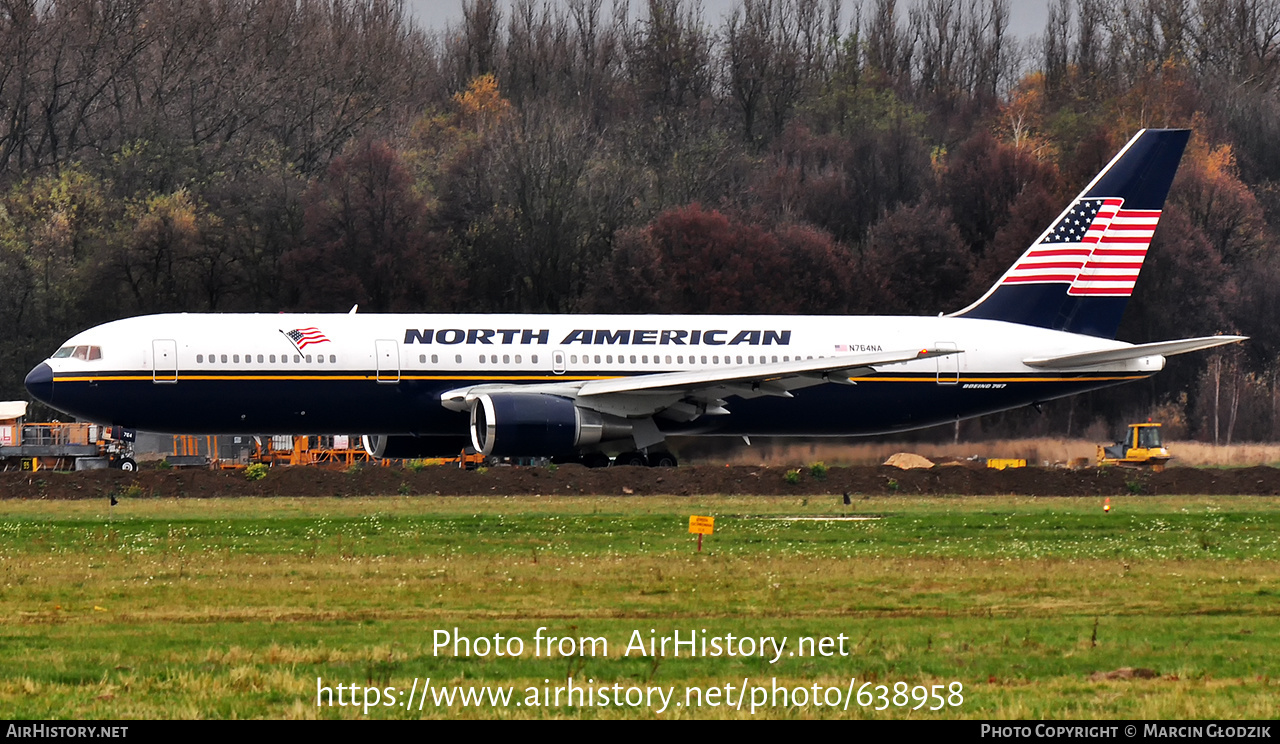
[41,369,1146,440]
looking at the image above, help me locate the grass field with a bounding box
[0,494,1276,719]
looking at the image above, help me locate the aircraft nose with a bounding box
[24,362,53,405]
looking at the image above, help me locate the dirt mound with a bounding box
[3,463,1280,500]
[883,453,935,469]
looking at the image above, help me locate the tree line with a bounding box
[2,0,1279,443]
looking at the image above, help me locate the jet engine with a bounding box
[469,393,633,456]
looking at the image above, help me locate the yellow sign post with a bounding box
[689,515,714,552]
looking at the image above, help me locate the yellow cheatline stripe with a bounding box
[54,374,616,383]
[56,373,1147,384]
[850,375,1147,383]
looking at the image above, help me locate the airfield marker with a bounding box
[1104,497,1112,513]
[689,515,714,552]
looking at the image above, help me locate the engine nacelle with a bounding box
[469,393,633,456]
[362,434,472,460]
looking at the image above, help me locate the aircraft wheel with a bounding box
[581,452,611,469]
[616,451,648,467]
[117,457,138,472]
[648,452,678,467]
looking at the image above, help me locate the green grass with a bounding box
[0,494,1276,718]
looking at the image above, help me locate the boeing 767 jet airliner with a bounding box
[25,129,1243,467]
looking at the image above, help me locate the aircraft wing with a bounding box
[1023,335,1246,369]
[574,347,953,396]
[441,347,958,417]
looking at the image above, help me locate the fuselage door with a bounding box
[152,339,178,383]
[552,349,566,375]
[935,341,959,385]
[375,339,400,383]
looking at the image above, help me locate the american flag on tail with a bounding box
[1001,197,1162,298]
[281,327,330,350]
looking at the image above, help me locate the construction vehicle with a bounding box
[0,401,136,471]
[1097,422,1171,472]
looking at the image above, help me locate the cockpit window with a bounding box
[52,345,101,360]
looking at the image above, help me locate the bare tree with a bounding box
[624,0,714,114]
[866,0,912,85]
[910,0,962,96]
[1043,0,1072,94]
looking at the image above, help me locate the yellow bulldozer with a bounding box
[1097,422,1171,472]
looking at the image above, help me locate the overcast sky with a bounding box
[406,0,1051,39]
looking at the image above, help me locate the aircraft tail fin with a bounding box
[951,128,1191,338]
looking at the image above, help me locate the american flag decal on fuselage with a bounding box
[282,327,330,349]
[1000,197,1161,297]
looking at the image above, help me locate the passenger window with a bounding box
[306,355,312,363]
[431,354,438,364]
[642,355,648,364]
[317,355,324,363]
[515,355,522,363]
[257,354,264,363]
[594,355,601,364]
[221,354,228,363]
[294,355,301,363]
[419,354,425,363]
[701,356,707,364]
[454,354,462,364]
[503,354,510,364]
[772,356,778,363]
[665,355,672,364]
[329,355,336,363]
[479,355,486,364]
[630,355,637,364]
[530,355,537,364]
[196,354,203,363]
[748,356,754,364]
[570,355,578,364]
[712,356,718,364]
[736,356,742,364]
[606,355,613,364]
[270,355,276,363]
[233,354,240,363]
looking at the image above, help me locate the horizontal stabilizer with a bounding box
[1023,335,1247,369]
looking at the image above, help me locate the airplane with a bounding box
[23,128,1244,468]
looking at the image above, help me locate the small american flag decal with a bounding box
[282,327,330,349]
